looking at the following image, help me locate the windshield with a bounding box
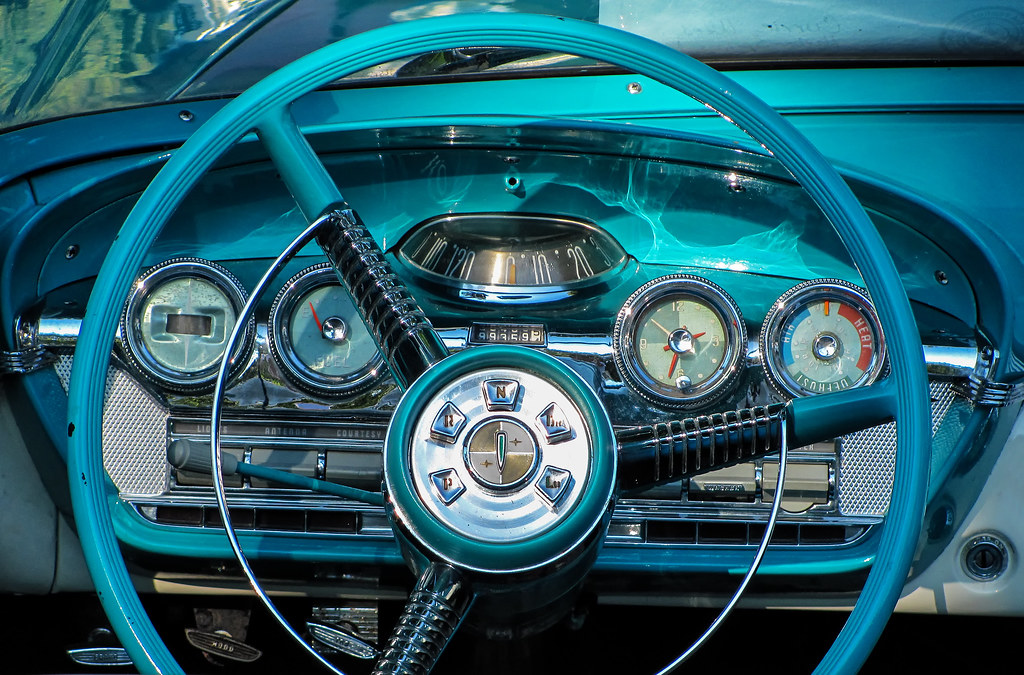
[2,0,1021,130]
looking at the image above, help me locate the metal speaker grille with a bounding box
[55,355,170,497]
[838,381,961,516]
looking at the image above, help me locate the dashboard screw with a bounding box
[934,270,949,285]
[179,110,195,122]
[65,244,79,259]
[627,81,642,94]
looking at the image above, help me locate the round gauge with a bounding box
[121,258,253,392]
[760,279,887,398]
[396,213,628,302]
[269,264,385,396]
[614,275,746,408]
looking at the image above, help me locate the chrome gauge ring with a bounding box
[268,263,385,396]
[760,279,887,398]
[613,274,745,408]
[120,257,253,392]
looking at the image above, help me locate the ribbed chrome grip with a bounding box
[372,563,471,675]
[317,208,448,390]
[616,403,787,492]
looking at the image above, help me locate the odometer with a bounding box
[396,213,627,302]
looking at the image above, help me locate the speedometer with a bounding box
[396,213,627,302]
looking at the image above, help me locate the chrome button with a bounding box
[536,402,572,443]
[429,469,466,505]
[430,402,467,444]
[536,466,572,504]
[483,378,520,411]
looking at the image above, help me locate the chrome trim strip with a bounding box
[26,313,975,375]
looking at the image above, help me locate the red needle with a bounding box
[692,331,706,339]
[667,352,679,378]
[309,301,323,332]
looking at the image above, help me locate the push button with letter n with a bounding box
[483,379,520,411]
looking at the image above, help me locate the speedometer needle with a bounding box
[667,352,678,378]
[309,302,323,332]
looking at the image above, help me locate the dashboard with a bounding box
[2,63,1022,672]
[11,121,981,558]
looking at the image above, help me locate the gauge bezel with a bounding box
[613,274,746,409]
[395,212,629,304]
[760,279,887,399]
[121,257,254,393]
[268,263,386,397]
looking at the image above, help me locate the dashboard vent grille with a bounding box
[618,520,867,546]
[55,355,170,497]
[147,504,362,535]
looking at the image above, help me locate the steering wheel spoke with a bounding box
[257,106,343,221]
[616,404,786,494]
[316,209,449,390]
[257,108,448,389]
[617,381,898,495]
[787,379,899,448]
[373,563,472,675]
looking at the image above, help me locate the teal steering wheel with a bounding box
[67,12,930,674]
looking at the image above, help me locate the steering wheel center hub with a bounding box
[409,366,592,544]
[384,345,616,574]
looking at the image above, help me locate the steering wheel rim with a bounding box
[67,13,930,674]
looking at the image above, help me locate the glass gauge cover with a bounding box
[269,264,385,396]
[396,213,628,302]
[121,258,253,392]
[760,279,887,398]
[613,275,746,408]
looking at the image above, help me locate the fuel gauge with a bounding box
[760,279,886,398]
[269,264,385,396]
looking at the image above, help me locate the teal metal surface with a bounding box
[5,2,1022,132]
[384,345,616,572]
[63,12,931,673]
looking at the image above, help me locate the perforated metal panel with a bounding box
[838,381,961,516]
[55,355,170,497]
